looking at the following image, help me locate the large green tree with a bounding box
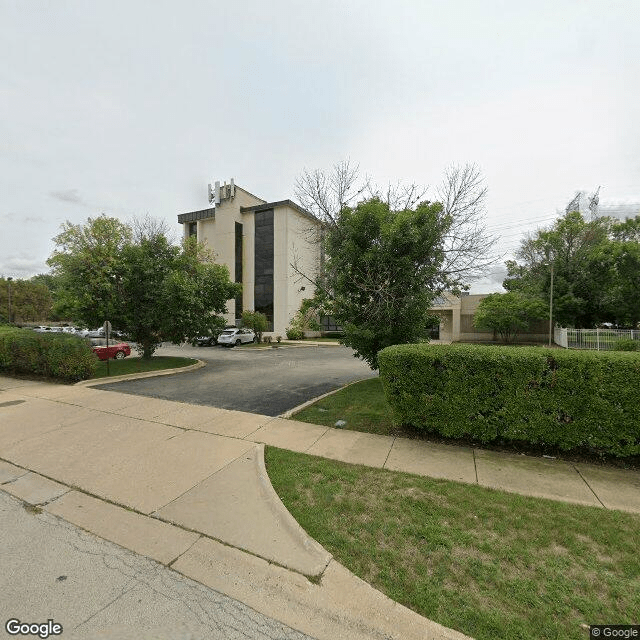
[47,214,240,358]
[321,198,450,369]
[297,164,496,370]
[505,212,640,328]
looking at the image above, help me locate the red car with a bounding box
[92,342,131,361]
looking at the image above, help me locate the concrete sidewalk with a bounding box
[1,375,639,639]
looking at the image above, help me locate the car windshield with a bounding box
[221,330,235,335]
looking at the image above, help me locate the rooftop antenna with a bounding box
[566,191,582,215]
[588,186,601,219]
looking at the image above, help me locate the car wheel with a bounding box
[253,336,258,343]
[208,338,215,346]
[235,339,241,346]
[114,351,126,360]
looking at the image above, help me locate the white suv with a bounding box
[217,328,257,347]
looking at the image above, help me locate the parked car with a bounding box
[91,341,131,361]
[195,333,219,346]
[195,325,236,346]
[217,328,257,347]
[32,326,51,333]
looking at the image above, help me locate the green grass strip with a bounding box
[265,447,640,640]
[292,377,394,435]
[91,356,197,378]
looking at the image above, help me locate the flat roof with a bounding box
[177,207,215,224]
[240,199,321,223]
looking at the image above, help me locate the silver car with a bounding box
[217,328,257,347]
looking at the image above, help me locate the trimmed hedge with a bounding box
[0,327,97,382]
[378,343,640,457]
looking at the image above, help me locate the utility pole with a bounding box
[548,263,554,347]
[7,277,12,324]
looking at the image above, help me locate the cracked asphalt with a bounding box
[95,343,376,416]
[0,491,315,640]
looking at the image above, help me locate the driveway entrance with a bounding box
[95,343,376,416]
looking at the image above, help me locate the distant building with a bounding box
[430,292,548,343]
[177,180,321,335]
[177,180,549,342]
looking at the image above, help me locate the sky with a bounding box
[1,0,639,292]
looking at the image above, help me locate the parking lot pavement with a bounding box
[95,343,376,416]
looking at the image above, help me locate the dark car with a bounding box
[195,333,219,347]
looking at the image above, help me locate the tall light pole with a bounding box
[548,263,554,347]
[544,249,554,347]
[7,277,13,324]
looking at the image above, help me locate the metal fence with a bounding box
[554,327,640,350]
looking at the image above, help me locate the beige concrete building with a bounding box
[178,180,321,335]
[431,292,547,343]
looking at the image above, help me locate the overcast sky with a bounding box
[2,1,639,292]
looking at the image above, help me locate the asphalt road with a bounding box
[0,491,314,640]
[95,343,376,416]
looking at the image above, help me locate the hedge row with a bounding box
[378,343,640,457]
[0,327,97,382]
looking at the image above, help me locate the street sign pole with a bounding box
[103,321,112,377]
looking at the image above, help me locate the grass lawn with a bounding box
[265,447,640,640]
[91,355,197,378]
[292,377,395,435]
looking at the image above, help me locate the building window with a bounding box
[320,316,342,332]
[235,222,243,320]
[254,209,274,330]
[188,222,197,239]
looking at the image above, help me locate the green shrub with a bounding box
[286,327,304,340]
[241,310,268,342]
[613,338,639,352]
[378,343,640,457]
[0,327,97,382]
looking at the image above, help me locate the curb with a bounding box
[279,377,374,419]
[75,359,206,387]
[254,443,332,576]
[281,341,342,347]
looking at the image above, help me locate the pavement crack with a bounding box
[167,535,202,568]
[382,437,396,468]
[72,583,138,630]
[573,464,606,508]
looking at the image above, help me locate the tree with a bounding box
[241,310,268,342]
[473,292,548,343]
[0,277,53,322]
[286,298,322,340]
[48,215,240,358]
[505,212,640,328]
[322,198,452,369]
[47,215,133,323]
[293,161,496,288]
